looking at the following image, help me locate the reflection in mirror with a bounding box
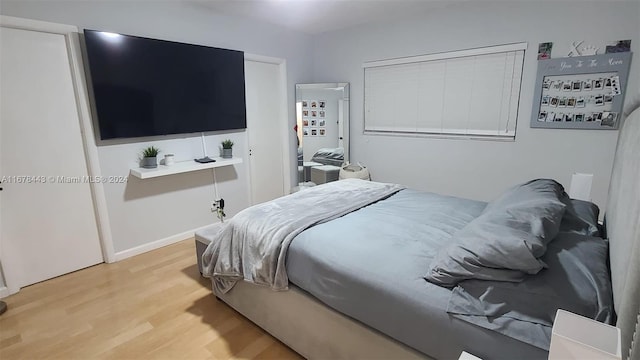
[295,83,349,186]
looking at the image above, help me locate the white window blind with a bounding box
[364,43,526,139]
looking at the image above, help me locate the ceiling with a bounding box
[190,0,456,35]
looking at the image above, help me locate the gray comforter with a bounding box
[287,187,612,358]
[201,179,404,293]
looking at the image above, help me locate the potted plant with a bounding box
[140,146,160,168]
[221,139,234,159]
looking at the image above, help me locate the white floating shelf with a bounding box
[130,157,243,179]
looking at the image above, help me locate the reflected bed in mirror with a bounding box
[295,83,349,186]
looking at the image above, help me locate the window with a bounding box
[363,43,526,139]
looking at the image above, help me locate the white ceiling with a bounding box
[190,0,456,35]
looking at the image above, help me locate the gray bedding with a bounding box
[447,232,614,350]
[286,187,613,359]
[201,179,403,293]
[425,179,568,286]
[286,189,547,359]
[311,147,344,166]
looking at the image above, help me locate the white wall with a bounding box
[1,1,638,259]
[0,1,313,254]
[312,1,639,209]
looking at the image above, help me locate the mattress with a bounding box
[286,189,547,359]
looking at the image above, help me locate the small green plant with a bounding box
[221,139,234,149]
[141,146,160,158]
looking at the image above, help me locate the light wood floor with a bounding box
[0,239,302,359]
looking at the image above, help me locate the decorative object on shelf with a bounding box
[531,52,632,130]
[164,153,175,166]
[567,41,584,57]
[140,146,160,168]
[221,139,234,159]
[566,41,600,57]
[581,45,599,56]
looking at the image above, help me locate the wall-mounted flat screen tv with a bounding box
[83,30,247,140]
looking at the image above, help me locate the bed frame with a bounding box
[214,107,640,360]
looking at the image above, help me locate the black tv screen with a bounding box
[83,30,246,140]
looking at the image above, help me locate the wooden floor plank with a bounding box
[0,239,302,360]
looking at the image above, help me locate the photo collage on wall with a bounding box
[302,100,327,137]
[537,71,620,128]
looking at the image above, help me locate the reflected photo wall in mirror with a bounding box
[295,83,349,185]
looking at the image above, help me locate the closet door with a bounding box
[245,60,287,204]
[0,26,103,293]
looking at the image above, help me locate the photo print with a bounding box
[574,113,585,122]
[546,112,555,122]
[542,80,551,90]
[310,119,317,126]
[550,97,559,107]
[310,100,318,108]
[600,112,617,127]
[537,42,553,60]
[572,80,582,91]
[596,112,604,121]
[554,113,563,122]
[303,119,309,126]
[582,80,592,91]
[558,97,567,107]
[605,78,612,89]
[311,129,318,136]
[563,113,573,122]
[303,127,310,136]
[594,94,604,106]
[562,81,572,91]
[319,129,326,136]
[541,95,550,106]
[567,97,576,107]
[593,79,604,90]
[552,81,562,90]
[575,97,586,107]
[319,111,326,118]
[585,113,595,122]
[319,101,326,109]
[538,111,548,122]
[604,94,613,104]
[302,100,309,109]
[605,40,631,53]
[319,119,326,127]
[311,110,317,117]
[302,110,309,117]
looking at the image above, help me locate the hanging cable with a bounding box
[212,168,219,200]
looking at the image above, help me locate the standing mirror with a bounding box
[295,83,349,185]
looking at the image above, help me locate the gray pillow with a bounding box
[560,197,601,236]
[425,179,567,287]
[446,232,614,350]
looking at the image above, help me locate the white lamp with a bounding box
[549,309,621,360]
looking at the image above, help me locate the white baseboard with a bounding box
[113,223,220,262]
[0,286,9,299]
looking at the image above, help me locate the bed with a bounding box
[201,106,640,360]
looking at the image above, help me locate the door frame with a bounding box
[244,54,291,202]
[0,16,114,294]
